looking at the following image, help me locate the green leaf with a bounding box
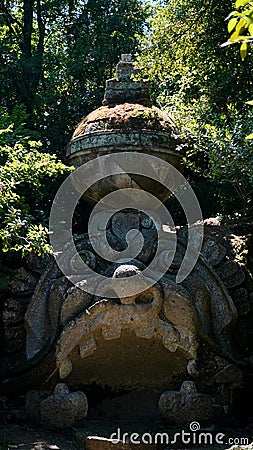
[240,41,248,59]
[246,133,253,139]
[236,17,247,34]
[228,17,238,33]
[235,0,250,8]
[246,100,253,104]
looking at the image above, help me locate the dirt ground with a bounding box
[0,425,78,450]
[0,423,252,450]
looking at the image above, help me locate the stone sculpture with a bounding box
[0,55,252,428]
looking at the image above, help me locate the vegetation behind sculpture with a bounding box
[1,0,253,256]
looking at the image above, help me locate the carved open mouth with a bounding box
[56,278,196,392]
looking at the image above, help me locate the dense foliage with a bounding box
[0,108,72,256]
[1,0,253,262]
[0,0,147,155]
[136,0,253,219]
[0,0,147,258]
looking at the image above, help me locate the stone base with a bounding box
[158,381,213,425]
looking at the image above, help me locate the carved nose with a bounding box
[112,264,141,279]
[112,264,144,304]
[96,263,151,302]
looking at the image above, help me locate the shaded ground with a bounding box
[0,425,78,450]
[0,422,252,450]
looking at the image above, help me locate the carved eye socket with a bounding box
[155,250,182,273]
[70,250,97,273]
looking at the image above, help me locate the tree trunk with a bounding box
[20,0,45,115]
[32,0,45,93]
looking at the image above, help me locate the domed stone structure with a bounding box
[67,54,184,203]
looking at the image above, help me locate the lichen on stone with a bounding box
[72,103,178,139]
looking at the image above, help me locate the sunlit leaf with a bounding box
[235,0,250,7]
[228,18,238,33]
[240,41,248,60]
[249,23,253,35]
[235,17,247,34]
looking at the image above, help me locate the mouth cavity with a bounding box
[56,293,194,396]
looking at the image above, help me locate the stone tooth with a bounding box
[187,359,199,376]
[135,326,154,339]
[79,336,97,358]
[164,343,177,352]
[163,336,178,352]
[59,357,73,380]
[102,326,121,340]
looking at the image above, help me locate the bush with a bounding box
[0,108,73,257]
[163,94,253,217]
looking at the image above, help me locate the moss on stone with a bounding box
[72,103,177,139]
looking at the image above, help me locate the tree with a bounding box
[222,0,253,141]
[0,0,147,155]
[136,0,253,217]
[136,0,253,109]
[0,0,46,114]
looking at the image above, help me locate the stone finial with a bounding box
[121,54,132,62]
[116,54,135,81]
[102,54,151,106]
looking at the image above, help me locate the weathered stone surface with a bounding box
[55,272,196,390]
[214,364,243,388]
[185,264,237,350]
[3,297,28,325]
[25,253,51,275]
[111,211,140,241]
[4,324,26,353]
[61,285,92,325]
[217,261,245,288]
[9,267,37,297]
[40,383,88,429]
[59,357,73,380]
[71,104,176,138]
[25,271,68,360]
[201,238,227,266]
[102,53,151,106]
[231,288,251,316]
[1,52,253,430]
[158,381,213,425]
[67,144,184,205]
[2,214,252,425]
